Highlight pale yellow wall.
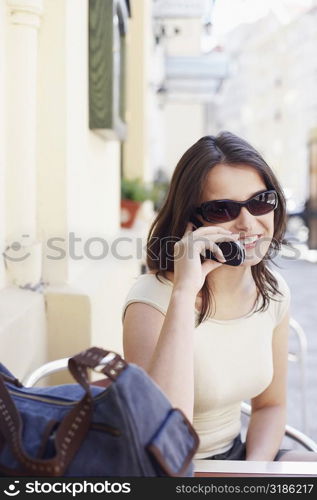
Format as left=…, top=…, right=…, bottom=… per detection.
left=1, top=0, right=48, bottom=379
left=123, top=0, right=152, bottom=181
left=37, top=0, right=68, bottom=285
left=6, top=2, right=41, bottom=251
left=65, top=0, right=120, bottom=241
left=0, top=287, right=47, bottom=380
left=37, top=0, right=121, bottom=286
left=1, top=0, right=145, bottom=380
left=35, top=0, right=143, bottom=368
left=163, top=102, right=204, bottom=177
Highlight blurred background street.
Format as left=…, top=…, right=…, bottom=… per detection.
left=275, top=246, right=317, bottom=442
left=273, top=213, right=316, bottom=443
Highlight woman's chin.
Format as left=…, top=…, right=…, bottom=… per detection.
left=241, top=239, right=272, bottom=266
left=241, top=248, right=268, bottom=267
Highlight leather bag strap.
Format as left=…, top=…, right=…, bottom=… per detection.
left=0, top=347, right=127, bottom=476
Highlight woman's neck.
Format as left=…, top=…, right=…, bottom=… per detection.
left=206, top=265, right=253, bottom=297
left=163, top=264, right=254, bottom=297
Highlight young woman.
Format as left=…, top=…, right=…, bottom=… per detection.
left=122, top=131, right=316, bottom=461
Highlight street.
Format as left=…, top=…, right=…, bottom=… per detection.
left=274, top=250, right=317, bottom=445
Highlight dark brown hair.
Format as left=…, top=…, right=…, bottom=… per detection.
left=146, top=131, right=287, bottom=325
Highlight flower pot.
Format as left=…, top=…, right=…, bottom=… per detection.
left=120, top=199, right=142, bottom=228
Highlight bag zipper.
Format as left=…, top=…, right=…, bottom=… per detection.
left=90, top=423, right=121, bottom=436
left=7, top=390, right=121, bottom=437
left=8, top=388, right=106, bottom=406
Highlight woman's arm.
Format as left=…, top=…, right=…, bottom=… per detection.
left=245, top=308, right=290, bottom=461
left=123, top=224, right=237, bottom=421
left=123, top=286, right=196, bottom=421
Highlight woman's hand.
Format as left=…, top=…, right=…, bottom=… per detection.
left=173, top=223, right=239, bottom=295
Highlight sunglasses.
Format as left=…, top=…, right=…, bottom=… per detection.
left=196, top=190, right=278, bottom=223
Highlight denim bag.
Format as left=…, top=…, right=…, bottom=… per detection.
left=0, top=347, right=199, bottom=476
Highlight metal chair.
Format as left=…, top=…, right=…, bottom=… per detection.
left=23, top=354, right=116, bottom=388
left=241, top=401, right=317, bottom=452
left=288, top=316, right=308, bottom=433
left=23, top=356, right=77, bottom=387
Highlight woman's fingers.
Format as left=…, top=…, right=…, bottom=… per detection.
left=193, top=232, right=239, bottom=257
left=194, top=226, right=233, bottom=235
left=177, top=225, right=239, bottom=261
left=181, top=222, right=237, bottom=242
left=174, top=223, right=238, bottom=294
left=205, top=241, right=226, bottom=262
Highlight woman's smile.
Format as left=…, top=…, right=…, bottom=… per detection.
left=239, top=234, right=263, bottom=249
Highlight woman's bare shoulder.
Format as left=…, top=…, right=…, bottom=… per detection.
left=146, top=269, right=174, bottom=283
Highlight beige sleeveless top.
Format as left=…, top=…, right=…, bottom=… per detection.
left=122, top=270, right=290, bottom=458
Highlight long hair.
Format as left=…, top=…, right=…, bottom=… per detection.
left=146, top=131, right=287, bottom=326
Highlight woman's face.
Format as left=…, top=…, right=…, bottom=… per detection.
left=200, top=163, right=275, bottom=266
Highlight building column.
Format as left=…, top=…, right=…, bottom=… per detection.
left=5, top=0, right=43, bottom=287
left=123, top=0, right=152, bottom=181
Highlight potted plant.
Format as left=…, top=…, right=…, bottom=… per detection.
left=120, top=177, right=152, bottom=228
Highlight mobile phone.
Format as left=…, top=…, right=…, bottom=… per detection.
left=189, top=216, right=245, bottom=267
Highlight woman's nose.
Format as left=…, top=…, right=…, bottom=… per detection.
left=233, top=207, right=255, bottom=233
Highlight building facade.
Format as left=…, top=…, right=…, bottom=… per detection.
left=0, top=0, right=154, bottom=380
left=213, top=5, right=317, bottom=211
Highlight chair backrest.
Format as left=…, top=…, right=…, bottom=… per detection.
left=23, top=357, right=71, bottom=387
left=288, top=317, right=308, bottom=434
